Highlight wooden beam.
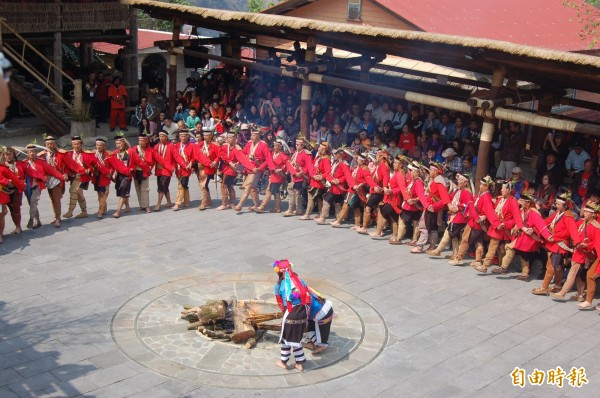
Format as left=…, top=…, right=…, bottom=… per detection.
left=168, top=21, right=181, bottom=116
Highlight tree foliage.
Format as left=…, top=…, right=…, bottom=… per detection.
left=563, top=0, right=600, bottom=48
left=137, top=0, right=193, bottom=32
left=248, top=0, right=285, bottom=12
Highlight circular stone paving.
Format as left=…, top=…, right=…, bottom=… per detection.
left=111, top=273, right=387, bottom=389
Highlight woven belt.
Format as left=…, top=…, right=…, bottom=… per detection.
left=318, top=315, right=333, bottom=325
left=285, top=319, right=306, bottom=325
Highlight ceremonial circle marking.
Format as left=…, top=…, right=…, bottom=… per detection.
left=111, top=273, right=387, bottom=389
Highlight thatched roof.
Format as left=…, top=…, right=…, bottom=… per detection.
left=125, top=0, right=600, bottom=93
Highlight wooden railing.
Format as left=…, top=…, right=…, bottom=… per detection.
left=0, top=18, right=81, bottom=112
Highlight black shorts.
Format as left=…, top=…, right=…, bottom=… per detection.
left=202, top=174, right=214, bottom=189
left=468, top=228, right=486, bottom=246
left=179, top=176, right=189, bottom=189
left=115, top=174, right=131, bottom=198
left=157, top=176, right=171, bottom=193
left=366, top=193, right=383, bottom=209
left=515, top=249, right=536, bottom=263
left=79, top=181, right=89, bottom=190
left=224, top=175, right=236, bottom=187
left=550, top=252, right=565, bottom=270
left=400, top=210, right=421, bottom=223
left=94, top=183, right=106, bottom=193
left=293, top=181, right=305, bottom=191
left=424, top=211, right=439, bottom=231
left=269, top=182, right=282, bottom=194
left=380, top=203, right=399, bottom=221
left=448, top=222, right=466, bottom=239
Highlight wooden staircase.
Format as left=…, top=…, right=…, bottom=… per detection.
left=0, top=18, right=82, bottom=137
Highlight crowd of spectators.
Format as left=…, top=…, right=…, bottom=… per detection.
left=109, top=64, right=600, bottom=211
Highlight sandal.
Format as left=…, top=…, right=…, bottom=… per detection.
left=410, top=247, right=424, bottom=254
left=531, top=288, right=549, bottom=296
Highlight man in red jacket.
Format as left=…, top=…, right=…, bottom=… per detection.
left=489, top=193, right=552, bottom=280
left=196, top=128, right=220, bottom=210
left=133, top=133, right=155, bottom=213
left=300, top=142, right=331, bottom=221
left=315, top=147, right=352, bottom=224
left=38, top=135, right=81, bottom=227
left=411, top=162, right=450, bottom=253
left=428, top=173, right=472, bottom=257
left=153, top=131, right=175, bottom=211
left=532, top=192, right=580, bottom=295
left=233, top=129, right=269, bottom=213
left=283, top=135, right=312, bottom=217
left=0, top=146, right=26, bottom=242
left=90, top=137, right=113, bottom=218
left=63, top=135, right=94, bottom=219
left=172, top=130, right=196, bottom=211
left=24, top=143, right=67, bottom=229
left=217, top=131, right=256, bottom=210
left=474, top=180, right=522, bottom=271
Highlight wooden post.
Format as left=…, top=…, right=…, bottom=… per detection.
left=127, top=8, right=139, bottom=107
left=529, top=95, right=554, bottom=156
left=72, top=79, right=82, bottom=113
left=359, top=55, right=371, bottom=111
left=168, top=21, right=181, bottom=116
left=53, top=31, right=63, bottom=101
left=300, top=36, right=316, bottom=137
left=475, top=69, right=505, bottom=189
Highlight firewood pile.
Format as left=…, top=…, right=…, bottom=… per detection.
left=181, top=298, right=282, bottom=349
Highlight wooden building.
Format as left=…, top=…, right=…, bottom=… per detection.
left=0, top=0, right=132, bottom=136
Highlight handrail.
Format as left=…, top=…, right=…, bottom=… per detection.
left=0, top=19, right=75, bottom=84
left=0, top=18, right=82, bottom=112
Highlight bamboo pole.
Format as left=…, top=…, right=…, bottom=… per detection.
left=300, top=36, right=316, bottom=137
left=168, top=21, right=181, bottom=116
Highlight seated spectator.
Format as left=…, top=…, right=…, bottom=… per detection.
left=359, top=110, right=376, bottom=138
left=422, top=129, right=444, bottom=159
left=406, top=105, right=423, bottom=133
left=510, top=166, right=528, bottom=199
left=268, top=115, right=284, bottom=135
left=283, top=115, right=299, bottom=142
left=381, top=120, right=396, bottom=143
left=387, top=139, right=402, bottom=159
left=422, top=110, right=441, bottom=135
left=398, top=125, right=416, bottom=153
left=210, top=100, right=225, bottom=121
left=185, top=108, right=201, bottom=130
left=392, top=101, right=408, bottom=133
left=342, top=103, right=362, bottom=142
left=446, top=116, right=467, bottom=142
left=573, top=159, right=599, bottom=207
left=139, top=117, right=157, bottom=137
left=188, top=90, right=201, bottom=113
left=439, top=113, right=453, bottom=142
left=358, top=129, right=372, bottom=150
left=377, top=101, right=395, bottom=128
left=372, top=134, right=387, bottom=151
left=162, top=116, right=178, bottom=141
left=566, top=141, right=591, bottom=176
left=535, top=151, right=564, bottom=189
left=322, top=105, right=340, bottom=129
left=316, top=121, right=333, bottom=148
left=246, top=105, right=262, bottom=125
left=350, top=136, right=364, bottom=154
left=442, top=147, right=462, bottom=175
left=534, top=173, right=557, bottom=217
left=331, top=123, right=347, bottom=149
left=462, top=154, right=474, bottom=174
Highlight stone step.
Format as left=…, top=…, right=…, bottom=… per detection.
left=22, top=81, right=33, bottom=89
left=31, top=88, right=43, bottom=96
left=39, top=95, right=51, bottom=103
left=13, top=74, right=26, bottom=83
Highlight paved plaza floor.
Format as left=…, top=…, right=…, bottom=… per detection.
left=0, top=173, right=599, bottom=397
